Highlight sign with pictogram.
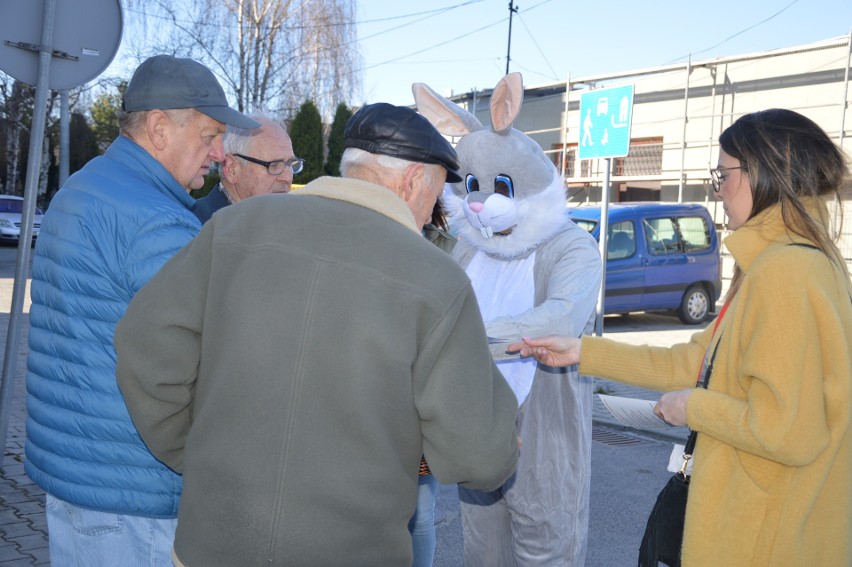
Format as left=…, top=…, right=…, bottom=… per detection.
left=578, top=84, right=634, bottom=160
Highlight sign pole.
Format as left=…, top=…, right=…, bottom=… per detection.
left=59, top=90, right=70, bottom=186
left=0, top=0, right=56, bottom=465
left=577, top=84, right=634, bottom=337
left=594, top=158, right=611, bottom=336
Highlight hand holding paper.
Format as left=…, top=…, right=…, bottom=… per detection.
left=598, top=394, right=672, bottom=430
left=488, top=337, right=521, bottom=361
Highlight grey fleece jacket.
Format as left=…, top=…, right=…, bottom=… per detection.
left=115, top=176, right=519, bottom=567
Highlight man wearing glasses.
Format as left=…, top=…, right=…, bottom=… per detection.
left=193, top=114, right=303, bottom=224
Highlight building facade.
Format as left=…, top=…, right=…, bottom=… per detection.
left=448, top=34, right=852, bottom=260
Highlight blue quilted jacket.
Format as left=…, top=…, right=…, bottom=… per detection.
left=25, top=135, right=201, bottom=517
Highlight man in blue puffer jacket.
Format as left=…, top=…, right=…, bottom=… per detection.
left=24, top=55, right=259, bottom=566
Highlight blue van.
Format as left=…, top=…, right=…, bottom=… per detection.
left=567, top=202, right=722, bottom=324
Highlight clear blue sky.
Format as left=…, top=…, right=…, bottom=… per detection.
left=356, top=0, right=852, bottom=107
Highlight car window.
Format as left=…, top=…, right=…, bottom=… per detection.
left=0, top=199, right=23, bottom=214
left=676, top=216, right=712, bottom=252
left=572, top=218, right=597, bottom=233
left=643, top=217, right=683, bottom=255
left=607, top=220, right=635, bottom=260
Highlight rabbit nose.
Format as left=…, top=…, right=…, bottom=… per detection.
left=468, top=202, right=485, bottom=213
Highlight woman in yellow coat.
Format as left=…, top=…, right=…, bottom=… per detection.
left=512, top=108, right=852, bottom=566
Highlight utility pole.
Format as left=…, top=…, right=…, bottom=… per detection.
left=506, top=0, right=518, bottom=75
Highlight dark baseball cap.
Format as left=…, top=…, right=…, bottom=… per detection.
left=344, top=103, right=462, bottom=183
left=122, top=55, right=260, bottom=130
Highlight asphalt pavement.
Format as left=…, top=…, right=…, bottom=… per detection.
left=0, top=243, right=718, bottom=566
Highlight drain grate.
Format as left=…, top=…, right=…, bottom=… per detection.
left=592, top=427, right=649, bottom=447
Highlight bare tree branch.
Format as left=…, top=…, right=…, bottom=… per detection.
left=128, top=0, right=361, bottom=121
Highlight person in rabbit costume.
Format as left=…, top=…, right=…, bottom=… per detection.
left=413, top=73, right=602, bottom=566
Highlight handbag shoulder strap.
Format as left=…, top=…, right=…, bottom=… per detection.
left=684, top=330, right=724, bottom=455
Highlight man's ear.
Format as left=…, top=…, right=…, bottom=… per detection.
left=401, top=162, right=424, bottom=202
left=145, top=110, right=170, bottom=151
left=221, top=154, right=240, bottom=184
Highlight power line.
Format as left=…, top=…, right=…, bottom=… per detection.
left=123, top=0, right=560, bottom=87
left=369, top=56, right=500, bottom=66
left=120, top=1, right=490, bottom=70
left=667, top=0, right=801, bottom=63
left=354, top=0, right=485, bottom=25
left=357, top=1, right=484, bottom=43
left=360, top=17, right=506, bottom=71
left=511, top=60, right=560, bottom=82
left=361, top=0, right=554, bottom=73
left=515, top=5, right=559, bottom=80
left=122, top=1, right=486, bottom=32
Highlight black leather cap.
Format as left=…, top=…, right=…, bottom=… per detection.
left=344, top=103, right=462, bottom=183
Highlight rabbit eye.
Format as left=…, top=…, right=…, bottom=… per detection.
left=495, top=174, right=514, bottom=199
left=465, top=174, right=479, bottom=194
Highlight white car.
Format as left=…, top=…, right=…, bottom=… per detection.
left=0, top=195, right=43, bottom=244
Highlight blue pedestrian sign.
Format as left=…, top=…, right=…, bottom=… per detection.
left=578, top=84, right=634, bottom=160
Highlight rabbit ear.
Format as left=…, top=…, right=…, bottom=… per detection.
left=412, top=82, right=482, bottom=137
left=490, top=72, right=524, bottom=134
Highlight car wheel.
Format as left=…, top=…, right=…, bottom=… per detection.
left=677, top=285, right=710, bottom=325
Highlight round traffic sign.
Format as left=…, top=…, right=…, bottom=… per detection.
left=0, top=0, right=122, bottom=90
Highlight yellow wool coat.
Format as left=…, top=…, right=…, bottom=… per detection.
left=581, top=201, right=852, bottom=566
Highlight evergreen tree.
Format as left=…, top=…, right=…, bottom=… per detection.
left=289, top=100, right=324, bottom=184
left=190, top=170, right=220, bottom=200
left=44, top=112, right=99, bottom=203
left=69, top=113, right=99, bottom=174
left=90, top=81, right=126, bottom=153
left=324, top=103, right=352, bottom=177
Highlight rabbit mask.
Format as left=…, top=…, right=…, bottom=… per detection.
left=413, top=73, right=568, bottom=258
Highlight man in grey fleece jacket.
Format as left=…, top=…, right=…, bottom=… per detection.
left=115, top=103, right=519, bottom=567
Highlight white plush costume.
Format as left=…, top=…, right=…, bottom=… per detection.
left=414, top=74, right=602, bottom=566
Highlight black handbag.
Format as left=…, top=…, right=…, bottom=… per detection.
left=637, top=316, right=726, bottom=567
left=637, top=431, right=695, bottom=567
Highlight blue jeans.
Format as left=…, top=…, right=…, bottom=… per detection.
left=46, top=494, right=177, bottom=566
left=408, top=474, right=439, bottom=567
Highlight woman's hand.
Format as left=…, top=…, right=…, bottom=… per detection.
left=654, top=389, right=693, bottom=427
left=506, top=336, right=582, bottom=368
